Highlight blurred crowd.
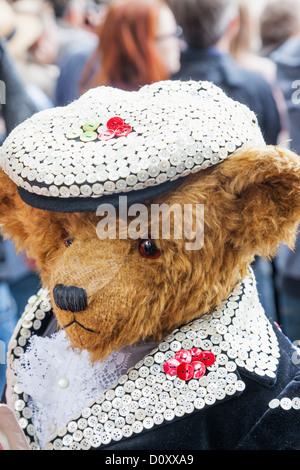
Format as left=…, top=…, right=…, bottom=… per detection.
left=1, top=0, right=300, bottom=394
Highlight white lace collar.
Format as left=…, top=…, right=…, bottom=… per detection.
left=7, top=267, right=280, bottom=450
left=14, top=330, right=152, bottom=449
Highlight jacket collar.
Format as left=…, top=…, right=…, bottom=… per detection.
left=181, top=47, right=251, bottom=88
left=7, top=268, right=280, bottom=450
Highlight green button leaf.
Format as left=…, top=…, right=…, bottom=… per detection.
left=65, top=129, right=82, bottom=139
left=80, top=131, right=98, bottom=142
left=82, top=121, right=100, bottom=132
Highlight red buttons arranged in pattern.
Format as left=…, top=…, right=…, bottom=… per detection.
left=66, top=117, right=133, bottom=143
left=163, top=358, right=180, bottom=376
left=200, top=350, right=216, bottom=367
left=177, top=363, right=194, bottom=381
left=175, top=349, right=192, bottom=363
left=164, top=348, right=215, bottom=381
left=97, top=129, right=116, bottom=141
left=107, top=117, right=124, bottom=129
left=115, top=125, right=132, bottom=137
left=98, top=117, right=132, bottom=141
left=190, top=347, right=204, bottom=362
left=192, top=361, right=206, bottom=379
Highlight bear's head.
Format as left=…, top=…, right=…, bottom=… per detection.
left=0, top=81, right=299, bottom=362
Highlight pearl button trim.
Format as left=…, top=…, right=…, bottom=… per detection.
left=269, top=397, right=300, bottom=410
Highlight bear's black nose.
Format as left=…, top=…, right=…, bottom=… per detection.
left=53, top=284, right=88, bottom=312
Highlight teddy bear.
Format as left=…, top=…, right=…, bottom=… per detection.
left=0, top=80, right=300, bottom=451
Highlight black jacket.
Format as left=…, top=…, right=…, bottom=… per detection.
left=172, top=48, right=281, bottom=146
left=101, top=326, right=300, bottom=451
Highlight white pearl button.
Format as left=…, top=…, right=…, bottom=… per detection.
left=292, top=397, right=300, bottom=409
left=269, top=398, right=280, bottom=409
left=280, top=397, right=292, bottom=410
left=58, top=377, right=69, bottom=389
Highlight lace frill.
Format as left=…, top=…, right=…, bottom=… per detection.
left=15, top=330, right=134, bottom=448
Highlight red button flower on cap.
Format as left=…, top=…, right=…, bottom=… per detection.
left=175, top=349, right=192, bottom=363
left=163, top=358, right=180, bottom=376
left=177, top=362, right=194, bottom=381
left=115, top=125, right=132, bottom=137
left=66, top=116, right=133, bottom=143
left=200, top=351, right=215, bottom=367
left=98, top=129, right=116, bottom=141
left=107, top=117, right=124, bottom=129
left=192, top=361, right=206, bottom=379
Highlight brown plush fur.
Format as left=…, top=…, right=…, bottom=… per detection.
left=0, top=145, right=300, bottom=361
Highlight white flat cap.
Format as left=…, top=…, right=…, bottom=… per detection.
left=0, top=80, right=265, bottom=212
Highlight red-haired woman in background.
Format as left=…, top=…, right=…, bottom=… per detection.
left=79, top=0, right=181, bottom=93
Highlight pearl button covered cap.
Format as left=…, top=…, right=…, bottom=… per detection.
left=0, top=80, right=265, bottom=212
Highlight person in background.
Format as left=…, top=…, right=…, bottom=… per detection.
left=260, top=0, right=300, bottom=57
left=0, top=0, right=55, bottom=109
left=51, top=0, right=101, bottom=65
left=270, top=20, right=300, bottom=343
left=230, top=0, right=275, bottom=83
left=54, top=0, right=101, bottom=106
left=229, top=0, right=288, bottom=142
left=167, top=0, right=281, bottom=323
left=168, top=0, right=280, bottom=147
left=79, top=0, right=181, bottom=94
left=0, top=40, right=38, bottom=139
left=9, top=0, right=59, bottom=106
left=0, top=40, right=39, bottom=396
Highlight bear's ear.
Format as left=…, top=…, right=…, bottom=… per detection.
left=0, top=168, right=67, bottom=268
left=0, top=168, right=31, bottom=253
left=218, top=146, right=300, bottom=258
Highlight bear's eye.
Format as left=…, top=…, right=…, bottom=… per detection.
left=139, top=240, right=161, bottom=259
left=64, top=237, right=74, bottom=248
left=62, top=230, right=74, bottom=248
